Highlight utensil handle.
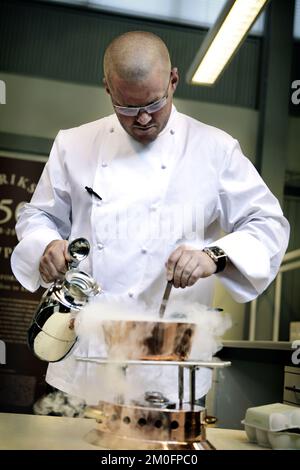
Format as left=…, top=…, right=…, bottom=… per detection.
left=158, top=281, right=173, bottom=318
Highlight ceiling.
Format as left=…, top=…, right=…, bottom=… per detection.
left=39, top=0, right=266, bottom=35
left=39, top=0, right=300, bottom=38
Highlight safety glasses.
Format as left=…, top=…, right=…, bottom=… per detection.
left=112, top=78, right=171, bottom=117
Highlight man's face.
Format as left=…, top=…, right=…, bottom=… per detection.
left=105, top=67, right=179, bottom=144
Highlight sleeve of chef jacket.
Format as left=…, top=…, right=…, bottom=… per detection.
left=11, top=131, right=72, bottom=292
left=212, top=139, right=290, bottom=303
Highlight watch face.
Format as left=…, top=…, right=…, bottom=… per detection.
left=210, top=246, right=225, bottom=258
left=203, top=246, right=227, bottom=273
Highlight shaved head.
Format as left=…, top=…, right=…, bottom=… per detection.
left=103, top=31, right=179, bottom=144
left=103, top=31, right=171, bottom=87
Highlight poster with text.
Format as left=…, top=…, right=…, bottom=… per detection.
left=0, top=154, right=48, bottom=413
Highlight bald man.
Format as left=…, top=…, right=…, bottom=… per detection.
left=103, top=31, right=174, bottom=144
left=11, top=31, right=289, bottom=405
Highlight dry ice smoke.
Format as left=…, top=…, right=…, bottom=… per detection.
left=166, top=300, right=232, bottom=360
left=75, top=297, right=231, bottom=360
left=74, top=297, right=231, bottom=405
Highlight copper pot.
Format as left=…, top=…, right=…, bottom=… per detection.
left=102, top=319, right=195, bottom=361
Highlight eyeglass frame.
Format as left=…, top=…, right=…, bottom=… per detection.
left=110, top=76, right=172, bottom=117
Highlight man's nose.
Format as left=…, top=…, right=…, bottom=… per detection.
left=136, top=110, right=152, bottom=126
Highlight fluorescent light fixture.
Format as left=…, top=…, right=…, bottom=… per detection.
left=186, top=0, right=269, bottom=86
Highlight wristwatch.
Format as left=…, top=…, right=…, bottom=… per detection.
left=202, top=246, right=228, bottom=273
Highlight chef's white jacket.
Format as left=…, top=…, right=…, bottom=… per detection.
left=11, top=106, right=289, bottom=404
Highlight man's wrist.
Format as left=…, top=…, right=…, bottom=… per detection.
left=202, top=246, right=228, bottom=273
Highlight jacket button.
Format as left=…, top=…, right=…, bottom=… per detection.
left=128, top=292, right=134, bottom=298
left=141, top=248, right=147, bottom=254
left=161, top=164, right=167, bottom=169
left=97, top=243, right=104, bottom=250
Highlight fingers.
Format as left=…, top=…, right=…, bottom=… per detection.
left=165, top=246, right=217, bottom=289
left=172, top=252, right=195, bottom=288
left=39, top=239, right=69, bottom=283
left=166, top=245, right=187, bottom=281
left=187, top=266, right=204, bottom=287
left=63, top=241, right=72, bottom=263
left=39, top=259, right=65, bottom=283
left=177, top=257, right=199, bottom=288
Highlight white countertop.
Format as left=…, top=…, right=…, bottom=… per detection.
left=0, top=413, right=265, bottom=450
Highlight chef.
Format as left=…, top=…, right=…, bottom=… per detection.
left=11, top=31, right=289, bottom=404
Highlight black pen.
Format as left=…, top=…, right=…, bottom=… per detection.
left=85, top=186, right=102, bottom=200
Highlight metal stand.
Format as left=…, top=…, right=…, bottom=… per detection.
left=82, top=357, right=230, bottom=450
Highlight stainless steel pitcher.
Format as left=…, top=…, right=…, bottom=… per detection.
left=27, top=238, right=101, bottom=362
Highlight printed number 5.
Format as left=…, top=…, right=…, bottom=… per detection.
left=0, top=199, right=13, bottom=224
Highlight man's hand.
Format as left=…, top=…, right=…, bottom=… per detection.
left=165, top=245, right=217, bottom=288
left=39, top=239, right=70, bottom=283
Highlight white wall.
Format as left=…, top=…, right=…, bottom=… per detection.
left=0, top=73, right=258, bottom=158
left=4, top=72, right=299, bottom=175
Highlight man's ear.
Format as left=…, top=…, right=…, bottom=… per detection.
left=170, top=67, right=179, bottom=92
left=103, top=77, right=110, bottom=95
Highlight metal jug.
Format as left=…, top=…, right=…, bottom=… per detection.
left=27, top=238, right=101, bottom=362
